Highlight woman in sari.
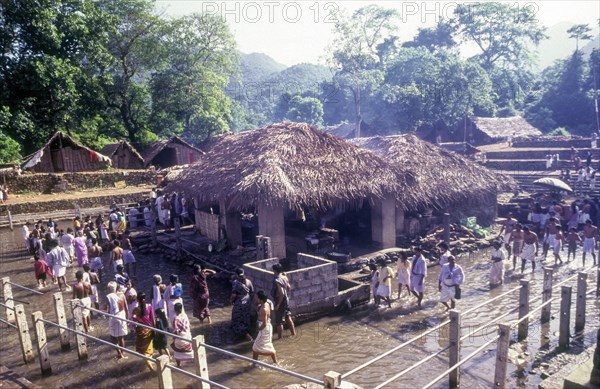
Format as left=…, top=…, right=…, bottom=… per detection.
left=171, top=302, right=193, bottom=367
left=189, top=264, right=216, bottom=324
left=164, top=274, right=184, bottom=329
left=230, top=268, right=254, bottom=341
left=132, top=292, right=155, bottom=371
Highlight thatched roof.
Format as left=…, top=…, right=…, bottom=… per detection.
left=351, top=134, right=516, bottom=209
left=22, top=131, right=111, bottom=170
left=141, top=136, right=204, bottom=167
left=438, top=142, right=481, bottom=155
left=101, top=141, right=143, bottom=160
left=169, top=122, right=420, bottom=211
left=471, top=116, right=542, bottom=139
left=323, top=122, right=356, bottom=139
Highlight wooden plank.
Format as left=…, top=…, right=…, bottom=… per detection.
left=494, top=323, right=511, bottom=388
left=2, top=277, right=15, bottom=323
left=518, top=280, right=530, bottom=340
left=448, top=310, right=461, bottom=388
left=541, top=268, right=553, bottom=323
left=70, top=300, right=87, bottom=360
left=53, top=293, right=70, bottom=351
left=31, top=311, right=51, bottom=376
left=14, top=304, right=34, bottom=364
left=193, top=335, right=210, bottom=389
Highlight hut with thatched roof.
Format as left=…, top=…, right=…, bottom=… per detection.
left=100, top=141, right=144, bottom=169
left=142, top=136, right=204, bottom=169
left=22, top=131, right=111, bottom=173
left=351, top=134, right=515, bottom=228
left=169, top=122, right=420, bottom=257
left=463, top=116, right=542, bottom=145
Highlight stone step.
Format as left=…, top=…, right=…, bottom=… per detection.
left=485, top=148, right=600, bottom=160
left=512, top=139, right=594, bottom=148
left=485, top=159, right=574, bottom=170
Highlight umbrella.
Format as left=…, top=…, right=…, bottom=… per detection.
left=533, top=177, right=573, bottom=192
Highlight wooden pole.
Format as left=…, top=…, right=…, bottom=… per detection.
left=70, top=300, right=88, bottom=360
left=443, top=213, right=450, bottom=244
left=2, top=277, right=15, bottom=323
left=494, top=323, right=511, bottom=388
left=156, top=354, right=173, bottom=389
left=324, top=371, right=342, bottom=389
left=559, top=286, right=572, bottom=349
left=596, top=269, right=600, bottom=298
left=193, top=335, right=210, bottom=389
left=448, top=309, right=461, bottom=388
left=53, top=292, right=70, bottom=350
left=7, top=209, right=13, bottom=231
left=151, top=201, right=158, bottom=247
left=541, top=268, right=554, bottom=323
left=518, top=280, right=530, bottom=340
left=575, top=272, right=588, bottom=332
left=32, top=311, right=52, bottom=375
left=14, top=304, right=34, bottom=364
left=174, top=217, right=182, bottom=260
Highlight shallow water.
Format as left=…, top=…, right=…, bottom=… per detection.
left=0, top=227, right=598, bottom=389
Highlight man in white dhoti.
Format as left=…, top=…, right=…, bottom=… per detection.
left=438, top=255, right=464, bottom=311
left=582, top=220, right=598, bottom=266
left=376, top=259, right=395, bottom=308
left=253, top=291, right=278, bottom=364
left=520, top=226, right=539, bottom=273
left=106, top=281, right=129, bottom=359
left=489, top=241, right=507, bottom=286
left=410, top=247, right=427, bottom=308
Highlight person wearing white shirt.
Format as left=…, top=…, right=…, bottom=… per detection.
left=22, top=222, right=31, bottom=252
left=438, top=255, right=464, bottom=311
left=437, top=242, right=451, bottom=266
left=489, top=241, right=507, bottom=286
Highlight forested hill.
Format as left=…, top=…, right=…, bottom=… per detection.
left=237, top=52, right=288, bottom=85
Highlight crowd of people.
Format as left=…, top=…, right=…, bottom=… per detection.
left=23, top=212, right=299, bottom=367
left=369, top=243, right=465, bottom=312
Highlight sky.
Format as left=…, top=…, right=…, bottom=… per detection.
left=157, top=1, right=600, bottom=66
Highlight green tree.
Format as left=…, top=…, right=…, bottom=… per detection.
left=285, top=96, right=324, bottom=127
left=0, top=108, right=21, bottom=163
left=328, top=5, right=399, bottom=137
left=567, top=24, right=593, bottom=52
left=149, top=13, right=237, bottom=144
left=453, top=3, right=546, bottom=71
left=403, top=19, right=457, bottom=53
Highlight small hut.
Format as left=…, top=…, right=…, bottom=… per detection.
left=100, top=141, right=144, bottom=169
left=463, top=116, right=542, bottom=145
left=169, top=122, right=419, bottom=257
left=22, top=131, right=111, bottom=173
left=351, top=134, right=515, bottom=226
left=142, top=136, right=204, bottom=169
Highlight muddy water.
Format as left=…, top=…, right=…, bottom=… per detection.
left=0, top=226, right=598, bottom=389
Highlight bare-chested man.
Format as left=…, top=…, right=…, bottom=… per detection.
left=110, top=240, right=124, bottom=273
left=582, top=220, right=598, bottom=266
left=73, top=270, right=93, bottom=332
left=542, top=216, right=559, bottom=260
left=121, top=232, right=136, bottom=278
left=508, top=223, right=524, bottom=270
left=252, top=291, right=278, bottom=364
left=88, top=238, right=104, bottom=281
left=499, top=213, right=517, bottom=256
left=520, top=226, right=539, bottom=273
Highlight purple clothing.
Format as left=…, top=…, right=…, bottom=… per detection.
left=190, top=272, right=210, bottom=320
left=72, top=237, right=88, bottom=267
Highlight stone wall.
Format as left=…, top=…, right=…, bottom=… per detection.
left=513, top=138, right=592, bottom=148
left=243, top=254, right=338, bottom=309
left=6, top=170, right=155, bottom=194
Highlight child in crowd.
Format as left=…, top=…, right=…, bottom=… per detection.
left=566, top=227, right=581, bottom=262
left=33, top=253, right=52, bottom=289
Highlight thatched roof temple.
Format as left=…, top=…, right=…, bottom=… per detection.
left=173, top=122, right=418, bottom=211
left=351, top=134, right=515, bottom=210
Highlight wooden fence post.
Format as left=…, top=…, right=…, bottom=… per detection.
left=324, top=371, right=342, bottom=389
left=70, top=300, right=88, bottom=360
left=449, top=309, right=461, bottom=388
left=575, top=272, right=588, bottom=332
left=174, top=217, right=182, bottom=259
left=7, top=209, right=13, bottom=230
left=443, top=213, right=450, bottom=244
left=14, top=304, right=34, bottom=364
left=32, top=311, right=52, bottom=375
left=494, top=323, right=511, bottom=389
left=193, top=335, right=209, bottom=389
left=53, top=292, right=70, bottom=350
left=541, top=268, right=554, bottom=323
left=2, top=277, right=15, bottom=323
left=518, top=280, right=530, bottom=340
left=151, top=201, right=158, bottom=247
left=596, top=268, right=600, bottom=298
left=156, top=355, right=173, bottom=389
left=559, top=286, right=572, bottom=349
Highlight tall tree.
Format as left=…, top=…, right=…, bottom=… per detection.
left=328, top=5, right=399, bottom=137
left=285, top=96, right=324, bottom=127
left=149, top=13, right=237, bottom=144
left=454, top=3, right=547, bottom=71
left=567, top=24, right=593, bottom=52
left=403, top=19, right=457, bottom=53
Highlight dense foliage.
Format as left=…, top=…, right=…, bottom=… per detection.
left=0, top=1, right=598, bottom=164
